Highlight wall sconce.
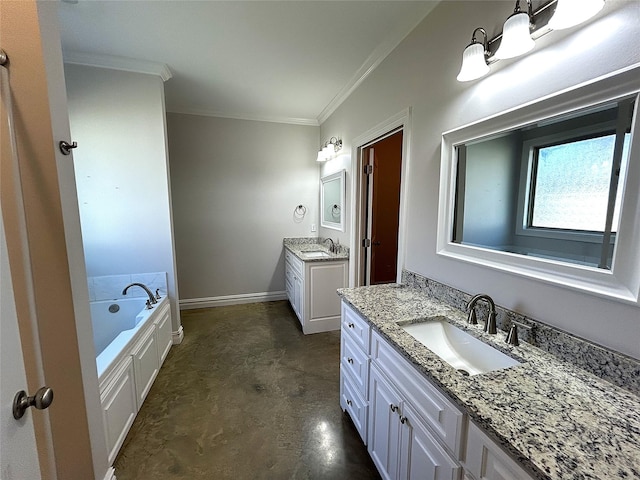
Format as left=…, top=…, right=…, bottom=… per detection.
left=317, top=137, right=343, bottom=162
left=494, top=1, right=535, bottom=60
left=456, top=28, right=490, bottom=82
left=457, top=0, right=606, bottom=82
left=548, top=0, right=605, bottom=30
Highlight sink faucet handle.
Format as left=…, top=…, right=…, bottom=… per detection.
left=506, top=324, right=519, bottom=346
left=155, top=288, right=161, bottom=300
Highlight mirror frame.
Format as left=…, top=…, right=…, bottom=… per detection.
left=320, top=169, right=345, bottom=232
left=437, top=66, right=640, bottom=305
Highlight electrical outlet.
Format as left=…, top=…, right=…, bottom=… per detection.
left=311, top=223, right=317, bottom=232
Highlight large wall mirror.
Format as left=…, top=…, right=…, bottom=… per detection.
left=438, top=67, right=640, bottom=304
left=321, top=170, right=345, bottom=231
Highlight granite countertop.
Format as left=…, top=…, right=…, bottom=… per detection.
left=337, top=284, right=640, bottom=480
left=284, top=239, right=349, bottom=262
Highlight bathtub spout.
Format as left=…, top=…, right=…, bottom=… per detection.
left=122, top=283, right=158, bottom=304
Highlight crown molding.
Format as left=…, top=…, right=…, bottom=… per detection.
left=63, top=51, right=172, bottom=82
left=316, top=1, right=439, bottom=125
left=167, top=106, right=319, bottom=127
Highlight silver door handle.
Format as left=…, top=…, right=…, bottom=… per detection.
left=13, top=387, right=54, bottom=419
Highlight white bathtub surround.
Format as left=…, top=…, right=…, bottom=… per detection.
left=88, top=272, right=168, bottom=302
left=93, top=295, right=172, bottom=464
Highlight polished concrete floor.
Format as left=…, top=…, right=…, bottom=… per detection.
left=114, top=301, right=380, bottom=479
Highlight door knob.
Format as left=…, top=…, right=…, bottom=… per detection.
left=13, top=387, right=54, bottom=419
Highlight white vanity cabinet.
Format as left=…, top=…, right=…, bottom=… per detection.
left=340, top=300, right=534, bottom=480
left=285, top=249, right=348, bottom=334
left=285, top=250, right=304, bottom=322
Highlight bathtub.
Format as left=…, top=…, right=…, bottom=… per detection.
left=92, top=296, right=166, bottom=380
left=91, top=294, right=173, bottom=463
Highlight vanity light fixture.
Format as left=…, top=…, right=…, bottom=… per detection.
left=494, top=0, right=535, bottom=60
left=548, top=0, right=605, bottom=30
left=457, top=28, right=490, bottom=82
left=456, top=0, right=607, bottom=82
left=316, top=137, right=343, bottom=162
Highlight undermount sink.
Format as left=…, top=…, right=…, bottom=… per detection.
left=302, top=251, right=331, bottom=258
left=401, top=317, right=521, bottom=376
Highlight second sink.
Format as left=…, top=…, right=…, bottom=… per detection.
left=401, top=317, right=521, bottom=375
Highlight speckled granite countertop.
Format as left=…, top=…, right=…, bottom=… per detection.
left=284, top=238, right=349, bottom=262
left=338, top=284, right=640, bottom=480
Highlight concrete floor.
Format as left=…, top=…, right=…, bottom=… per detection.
left=114, top=301, right=380, bottom=479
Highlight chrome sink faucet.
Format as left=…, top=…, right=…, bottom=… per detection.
left=466, top=293, right=497, bottom=334
left=122, top=282, right=158, bottom=304
left=323, top=237, right=336, bottom=253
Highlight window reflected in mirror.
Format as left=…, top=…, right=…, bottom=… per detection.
left=452, top=96, right=635, bottom=270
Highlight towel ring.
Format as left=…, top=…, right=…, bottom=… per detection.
left=331, top=204, right=341, bottom=218
left=294, top=204, right=307, bottom=217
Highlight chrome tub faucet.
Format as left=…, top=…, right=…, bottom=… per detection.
left=122, top=282, right=158, bottom=304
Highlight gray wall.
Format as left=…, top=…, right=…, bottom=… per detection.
left=319, top=0, right=640, bottom=359
left=65, top=64, right=181, bottom=331
left=462, top=134, right=520, bottom=248
left=167, top=114, right=319, bottom=302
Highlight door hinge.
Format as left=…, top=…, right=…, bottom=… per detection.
left=363, top=164, right=373, bottom=175
left=362, top=238, right=371, bottom=248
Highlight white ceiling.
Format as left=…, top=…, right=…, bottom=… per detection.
left=58, top=1, right=439, bottom=125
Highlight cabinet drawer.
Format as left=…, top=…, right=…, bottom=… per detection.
left=285, top=249, right=303, bottom=277
left=464, top=421, right=534, bottom=480
left=340, top=367, right=368, bottom=444
left=341, top=302, right=371, bottom=354
left=371, top=330, right=464, bottom=457
left=341, top=332, right=369, bottom=397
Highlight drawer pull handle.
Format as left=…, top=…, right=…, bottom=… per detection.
left=348, top=322, right=354, bottom=328
left=390, top=404, right=399, bottom=413
left=346, top=399, right=352, bottom=406
left=347, top=357, right=354, bottom=364
left=400, top=416, right=408, bottom=424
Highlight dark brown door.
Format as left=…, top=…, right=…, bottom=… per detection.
left=363, top=130, right=403, bottom=285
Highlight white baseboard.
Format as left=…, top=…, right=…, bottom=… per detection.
left=172, top=325, right=184, bottom=344
left=103, top=467, right=116, bottom=480
left=179, top=291, right=287, bottom=310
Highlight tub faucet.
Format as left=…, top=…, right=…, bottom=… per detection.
left=466, top=293, right=497, bottom=334
left=122, top=283, right=158, bottom=304
left=324, top=237, right=335, bottom=253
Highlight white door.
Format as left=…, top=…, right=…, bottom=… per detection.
left=0, top=203, right=42, bottom=479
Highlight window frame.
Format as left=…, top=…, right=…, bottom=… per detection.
left=515, top=120, right=622, bottom=245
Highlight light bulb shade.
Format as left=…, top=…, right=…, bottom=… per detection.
left=495, top=12, right=535, bottom=60
left=457, top=42, right=490, bottom=82
left=322, top=144, right=333, bottom=159
left=548, top=0, right=605, bottom=30
left=317, top=150, right=326, bottom=162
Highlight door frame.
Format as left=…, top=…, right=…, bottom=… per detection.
left=349, top=108, right=412, bottom=287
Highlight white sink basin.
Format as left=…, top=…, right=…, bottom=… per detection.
left=302, top=251, right=331, bottom=258
left=401, top=318, right=521, bottom=376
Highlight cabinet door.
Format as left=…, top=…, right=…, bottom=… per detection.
left=132, top=325, right=159, bottom=405
left=293, top=274, right=303, bottom=323
left=399, top=403, right=461, bottom=480
left=369, top=365, right=402, bottom=480
left=155, top=303, right=172, bottom=366
left=465, top=422, right=533, bottom=480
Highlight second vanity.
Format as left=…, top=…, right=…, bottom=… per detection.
left=284, top=238, right=348, bottom=334
left=338, top=284, right=640, bottom=480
